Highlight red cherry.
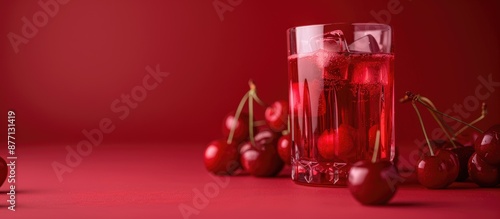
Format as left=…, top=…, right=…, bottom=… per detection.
left=265, top=100, right=289, bottom=132
left=419, top=140, right=472, bottom=182
left=435, top=149, right=459, bottom=185
left=451, top=146, right=475, bottom=181
left=0, top=157, right=7, bottom=187
left=455, top=130, right=481, bottom=147
left=317, top=124, right=355, bottom=161
left=240, top=130, right=284, bottom=177
left=470, top=131, right=482, bottom=145
left=417, top=156, right=449, bottom=189
left=277, top=134, right=292, bottom=165
left=348, top=160, right=398, bottom=205
left=468, top=153, right=500, bottom=187
left=253, top=127, right=280, bottom=145
left=204, top=139, right=240, bottom=175
left=221, top=112, right=249, bottom=144
left=474, top=124, right=500, bottom=166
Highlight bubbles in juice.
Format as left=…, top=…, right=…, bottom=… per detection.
left=289, top=51, right=394, bottom=186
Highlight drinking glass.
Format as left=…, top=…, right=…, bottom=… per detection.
left=287, top=23, right=395, bottom=186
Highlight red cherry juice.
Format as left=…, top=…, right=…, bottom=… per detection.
left=289, top=50, right=395, bottom=186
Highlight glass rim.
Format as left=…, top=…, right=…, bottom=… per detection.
left=287, top=22, right=391, bottom=33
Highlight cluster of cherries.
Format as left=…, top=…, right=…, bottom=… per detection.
left=347, top=91, right=500, bottom=206
left=402, top=92, right=500, bottom=189
left=204, top=81, right=291, bottom=177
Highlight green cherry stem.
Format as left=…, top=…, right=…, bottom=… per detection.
left=252, top=94, right=267, bottom=107
left=226, top=80, right=268, bottom=146
left=248, top=93, right=255, bottom=146
left=417, top=100, right=484, bottom=134
left=412, top=101, right=434, bottom=156
left=417, top=96, right=457, bottom=148
left=281, top=115, right=291, bottom=136
left=371, top=130, right=381, bottom=163
left=453, top=103, right=487, bottom=138
left=226, top=92, right=249, bottom=145
left=419, top=96, right=456, bottom=136
left=247, top=80, right=268, bottom=146
left=248, top=80, right=267, bottom=107
left=287, top=115, right=292, bottom=135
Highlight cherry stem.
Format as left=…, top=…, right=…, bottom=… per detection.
left=401, top=91, right=486, bottom=144
left=418, top=100, right=484, bottom=134
left=412, top=101, right=434, bottom=156
left=226, top=92, right=249, bottom=145
left=248, top=94, right=255, bottom=146
left=226, top=80, right=267, bottom=146
left=453, top=103, right=487, bottom=138
left=248, top=80, right=267, bottom=107
left=252, top=94, right=267, bottom=107
left=417, top=96, right=457, bottom=149
left=371, top=130, right=381, bottom=163
left=281, top=115, right=291, bottom=136
left=247, top=80, right=268, bottom=146
left=419, top=96, right=456, bottom=136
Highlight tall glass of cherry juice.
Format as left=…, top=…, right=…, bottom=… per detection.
left=287, top=23, right=395, bottom=186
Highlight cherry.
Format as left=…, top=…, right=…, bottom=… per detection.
left=317, top=124, right=355, bottom=161
left=349, top=160, right=398, bottom=205
left=204, top=139, right=240, bottom=175
left=417, top=155, right=449, bottom=189
left=277, top=133, right=292, bottom=165
left=405, top=96, right=452, bottom=189
left=240, top=130, right=284, bottom=177
left=221, top=112, right=249, bottom=144
left=424, top=141, right=472, bottom=182
left=265, top=100, right=289, bottom=132
left=474, top=124, right=500, bottom=166
left=451, top=146, right=475, bottom=181
left=349, top=130, right=398, bottom=205
left=0, top=157, right=7, bottom=187
left=401, top=92, right=495, bottom=185
left=468, top=153, right=500, bottom=187
left=455, top=130, right=481, bottom=147
left=435, top=149, right=459, bottom=185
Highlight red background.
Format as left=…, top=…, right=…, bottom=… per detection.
left=1, top=0, right=499, bottom=147
left=1, top=0, right=500, bottom=218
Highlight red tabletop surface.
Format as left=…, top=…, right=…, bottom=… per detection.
left=1, top=143, right=499, bottom=219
